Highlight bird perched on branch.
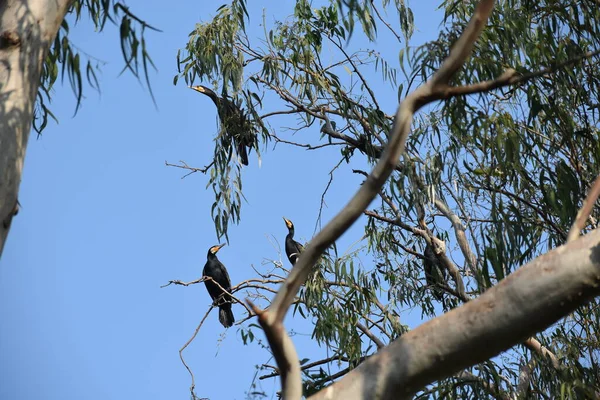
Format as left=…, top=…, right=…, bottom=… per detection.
left=190, top=85, right=255, bottom=166
left=423, top=243, right=447, bottom=301
left=283, top=217, right=304, bottom=266
left=203, top=243, right=234, bottom=328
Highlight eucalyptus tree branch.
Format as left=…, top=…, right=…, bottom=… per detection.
left=521, top=338, right=559, bottom=369
left=324, top=32, right=380, bottom=110
left=362, top=315, right=393, bottom=341
left=407, top=163, right=478, bottom=285
left=434, top=198, right=481, bottom=287
left=364, top=206, right=468, bottom=300
left=269, top=133, right=345, bottom=150
left=516, top=358, right=537, bottom=397
left=259, top=355, right=353, bottom=380
left=323, top=284, right=393, bottom=340
left=255, top=77, right=389, bottom=160
left=567, top=172, right=600, bottom=243
left=364, top=209, right=416, bottom=233
left=255, top=1, right=497, bottom=398
left=409, top=166, right=469, bottom=300
left=165, top=160, right=214, bottom=178
left=260, top=109, right=301, bottom=119
left=315, top=158, right=345, bottom=233
left=436, top=49, right=600, bottom=99
left=309, top=228, right=600, bottom=399
left=369, top=0, right=402, bottom=42
left=247, top=299, right=302, bottom=399
left=455, top=371, right=511, bottom=400
left=162, top=276, right=254, bottom=317
left=257, top=78, right=373, bottom=152
left=356, top=321, right=385, bottom=349
left=179, top=304, right=215, bottom=400
left=325, top=277, right=401, bottom=339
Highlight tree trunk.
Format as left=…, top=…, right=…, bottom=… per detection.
left=0, top=0, right=70, bottom=257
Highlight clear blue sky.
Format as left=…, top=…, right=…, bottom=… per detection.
left=0, top=2, right=441, bottom=399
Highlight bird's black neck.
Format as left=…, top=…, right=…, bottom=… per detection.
left=287, top=226, right=295, bottom=239
left=200, top=88, right=220, bottom=106
left=207, top=251, right=219, bottom=261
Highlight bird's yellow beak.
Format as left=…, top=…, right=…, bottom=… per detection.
left=283, top=217, right=293, bottom=229
left=210, top=243, right=226, bottom=254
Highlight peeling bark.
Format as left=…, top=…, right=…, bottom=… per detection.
left=0, top=0, right=71, bottom=256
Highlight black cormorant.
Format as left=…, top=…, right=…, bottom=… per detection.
left=283, top=217, right=304, bottom=266
left=190, top=85, right=254, bottom=165
left=423, top=243, right=446, bottom=301
left=203, top=243, right=235, bottom=327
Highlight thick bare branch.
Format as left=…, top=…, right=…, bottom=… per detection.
left=521, top=338, right=559, bottom=369
left=248, top=300, right=302, bottom=399
left=430, top=0, right=496, bottom=88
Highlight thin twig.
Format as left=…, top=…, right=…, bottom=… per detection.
left=259, top=355, right=351, bottom=380
left=179, top=305, right=214, bottom=400
left=270, top=132, right=345, bottom=150
left=165, top=160, right=214, bottom=178
left=162, top=276, right=254, bottom=319
left=315, top=158, right=345, bottom=234
left=369, top=0, right=402, bottom=42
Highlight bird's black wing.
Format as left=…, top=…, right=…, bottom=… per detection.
left=285, top=237, right=305, bottom=265
left=423, top=244, right=445, bottom=300
left=203, top=262, right=231, bottom=300
left=294, top=240, right=304, bottom=256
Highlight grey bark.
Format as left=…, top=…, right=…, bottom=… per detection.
left=0, top=0, right=71, bottom=257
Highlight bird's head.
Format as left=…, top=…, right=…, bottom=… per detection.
left=190, top=85, right=219, bottom=104
left=208, top=243, right=226, bottom=255
left=283, top=217, right=294, bottom=230
left=189, top=85, right=208, bottom=93
left=190, top=84, right=217, bottom=96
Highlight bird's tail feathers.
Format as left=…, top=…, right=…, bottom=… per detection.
left=219, top=303, right=235, bottom=328
left=238, top=143, right=249, bottom=166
